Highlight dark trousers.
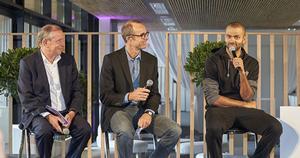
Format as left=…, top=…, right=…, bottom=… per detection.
left=30, top=114, right=91, bottom=158
left=205, top=107, right=282, bottom=158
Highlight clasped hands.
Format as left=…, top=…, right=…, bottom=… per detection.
left=46, top=111, right=76, bottom=134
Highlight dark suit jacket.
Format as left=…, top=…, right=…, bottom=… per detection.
left=17, top=51, right=83, bottom=129
left=100, top=47, right=161, bottom=131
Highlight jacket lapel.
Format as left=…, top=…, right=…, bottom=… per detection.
left=139, top=51, right=147, bottom=87
left=57, top=55, right=67, bottom=99
left=118, top=47, right=134, bottom=90
left=36, top=51, right=50, bottom=100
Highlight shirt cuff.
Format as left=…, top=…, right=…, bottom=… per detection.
left=145, top=109, right=155, bottom=115
left=40, top=112, right=50, bottom=118
left=124, top=93, right=130, bottom=103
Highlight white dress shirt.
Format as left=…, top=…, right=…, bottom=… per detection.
left=40, top=52, right=66, bottom=117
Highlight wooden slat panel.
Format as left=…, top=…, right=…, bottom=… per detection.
left=203, top=97, right=207, bottom=157
left=100, top=34, right=106, bottom=63
left=270, top=34, right=275, bottom=116
left=165, top=33, right=171, bottom=118
left=8, top=96, right=13, bottom=154
left=74, top=34, right=80, bottom=70
left=244, top=33, right=248, bottom=52
left=100, top=132, right=105, bottom=158
left=22, top=33, right=26, bottom=48
left=269, top=34, right=275, bottom=158
left=283, top=35, right=289, bottom=106
left=176, top=33, right=182, bottom=158
left=256, top=35, right=262, bottom=110
left=189, top=33, right=195, bottom=158
left=8, top=34, right=13, bottom=49
left=217, top=34, right=222, bottom=42
left=87, top=34, right=92, bottom=158
left=114, top=33, right=118, bottom=50
left=204, top=34, right=208, bottom=42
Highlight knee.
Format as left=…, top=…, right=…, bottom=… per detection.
left=168, top=124, right=182, bottom=139
left=35, top=127, right=54, bottom=139
left=269, top=120, right=282, bottom=138
left=80, top=122, right=92, bottom=136
left=206, top=126, right=223, bottom=140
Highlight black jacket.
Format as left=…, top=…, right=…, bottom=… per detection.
left=203, top=47, right=259, bottom=106
left=18, top=51, right=83, bottom=129
left=100, top=47, right=161, bottom=132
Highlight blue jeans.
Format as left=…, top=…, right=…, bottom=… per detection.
left=110, top=106, right=181, bottom=158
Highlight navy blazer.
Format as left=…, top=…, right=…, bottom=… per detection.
left=100, top=47, right=161, bottom=132
left=17, top=51, right=83, bottom=129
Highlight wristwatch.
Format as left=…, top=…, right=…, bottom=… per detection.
left=145, top=111, right=154, bottom=117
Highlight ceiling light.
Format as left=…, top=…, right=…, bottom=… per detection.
left=149, top=3, right=169, bottom=15
left=160, top=16, right=175, bottom=26
left=167, top=27, right=177, bottom=31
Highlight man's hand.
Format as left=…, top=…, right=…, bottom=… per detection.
left=128, top=88, right=150, bottom=102
left=64, top=111, right=76, bottom=128
left=138, top=113, right=152, bottom=129
left=244, top=101, right=256, bottom=109
left=232, top=57, right=245, bottom=72
left=46, top=114, right=63, bottom=133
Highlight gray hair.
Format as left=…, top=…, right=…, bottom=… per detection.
left=37, top=24, right=63, bottom=47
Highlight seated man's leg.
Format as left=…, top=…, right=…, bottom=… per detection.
left=110, top=109, right=136, bottom=158
left=30, top=116, right=55, bottom=158
left=236, top=108, right=282, bottom=158
left=205, top=107, right=236, bottom=158
left=147, top=115, right=182, bottom=158
left=67, top=114, right=91, bottom=158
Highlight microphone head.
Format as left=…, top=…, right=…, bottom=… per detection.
left=62, top=128, right=70, bottom=135
left=146, top=79, right=153, bottom=87
left=229, top=47, right=236, bottom=52
left=229, top=47, right=237, bottom=57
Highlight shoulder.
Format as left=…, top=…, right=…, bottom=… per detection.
left=141, top=50, right=157, bottom=61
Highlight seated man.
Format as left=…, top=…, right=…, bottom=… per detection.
left=203, top=22, right=282, bottom=158
left=100, top=20, right=181, bottom=158
left=18, top=24, right=91, bottom=158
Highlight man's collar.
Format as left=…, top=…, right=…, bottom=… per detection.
left=125, top=47, right=141, bottom=61
left=41, top=50, right=61, bottom=64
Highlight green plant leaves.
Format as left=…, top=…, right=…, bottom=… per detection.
left=184, top=41, right=225, bottom=87
left=0, top=47, right=38, bottom=99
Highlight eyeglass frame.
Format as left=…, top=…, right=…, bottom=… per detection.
left=129, top=31, right=150, bottom=39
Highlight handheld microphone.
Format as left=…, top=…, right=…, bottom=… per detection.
left=62, top=128, right=70, bottom=135
left=145, top=79, right=153, bottom=89
left=140, top=79, right=153, bottom=105
left=229, top=47, right=242, bottom=71
left=229, top=47, right=237, bottom=58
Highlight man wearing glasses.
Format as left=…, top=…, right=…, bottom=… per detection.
left=100, top=20, right=181, bottom=158
left=203, top=22, right=282, bottom=158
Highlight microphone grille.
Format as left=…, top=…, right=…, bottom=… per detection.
left=62, top=128, right=70, bottom=135
left=146, top=79, right=153, bottom=87
left=229, top=47, right=236, bottom=52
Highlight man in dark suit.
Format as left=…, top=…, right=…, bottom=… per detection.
left=100, top=20, right=181, bottom=158
left=18, top=24, right=91, bottom=158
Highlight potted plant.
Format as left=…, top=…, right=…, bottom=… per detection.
left=0, top=47, right=38, bottom=124
left=184, top=41, right=225, bottom=86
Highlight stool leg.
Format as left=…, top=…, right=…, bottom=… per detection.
left=25, top=130, right=31, bottom=158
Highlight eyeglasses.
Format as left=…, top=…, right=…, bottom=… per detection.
left=225, top=34, right=242, bottom=40
left=130, top=32, right=150, bottom=39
